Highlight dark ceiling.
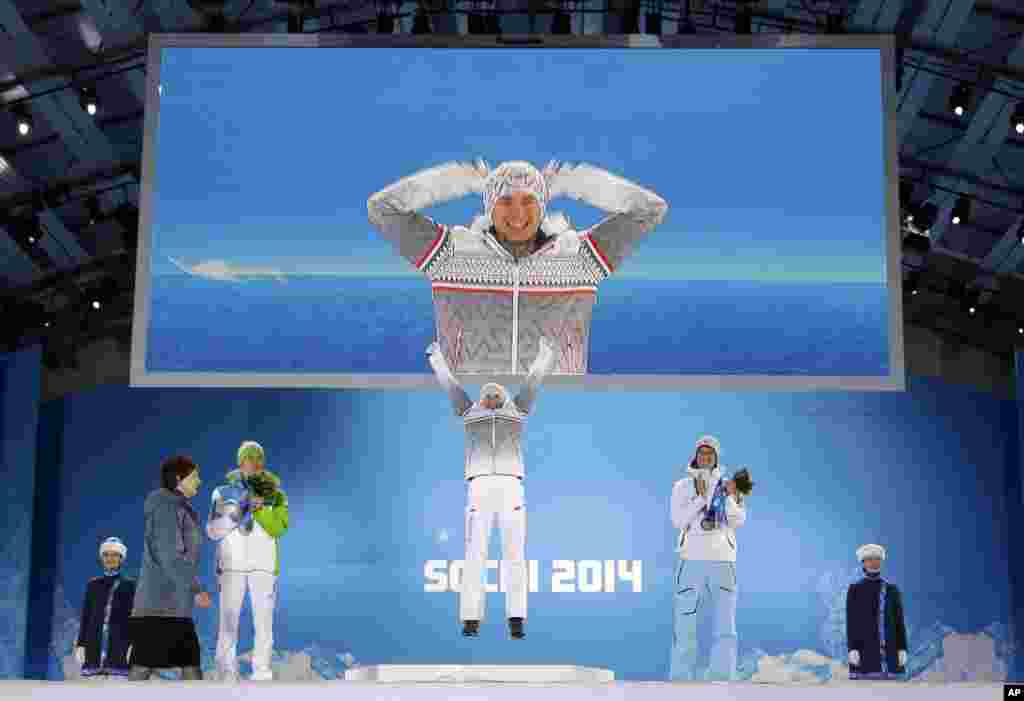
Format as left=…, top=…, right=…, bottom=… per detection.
left=1, top=0, right=1023, bottom=369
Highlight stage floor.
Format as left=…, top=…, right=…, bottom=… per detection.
left=0, top=680, right=1008, bottom=701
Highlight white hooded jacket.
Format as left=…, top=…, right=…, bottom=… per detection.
left=670, top=436, right=747, bottom=562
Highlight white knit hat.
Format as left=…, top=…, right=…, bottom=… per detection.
left=695, top=435, right=721, bottom=457
left=856, top=543, right=886, bottom=562
left=483, top=161, right=548, bottom=223
left=99, top=537, right=127, bottom=559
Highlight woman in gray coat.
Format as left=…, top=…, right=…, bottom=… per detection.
left=128, top=455, right=212, bottom=680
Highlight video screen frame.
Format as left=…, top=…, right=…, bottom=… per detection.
left=130, top=32, right=904, bottom=392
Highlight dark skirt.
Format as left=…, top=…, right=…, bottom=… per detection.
left=129, top=617, right=201, bottom=669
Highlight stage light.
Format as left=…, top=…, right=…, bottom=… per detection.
left=86, top=196, right=102, bottom=227
left=79, top=87, right=99, bottom=116
left=951, top=196, right=970, bottom=226
left=905, top=271, right=920, bottom=296
left=1013, top=105, right=1024, bottom=136
left=12, top=106, right=32, bottom=138
left=949, top=84, right=971, bottom=117
left=412, top=9, right=431, bottom=34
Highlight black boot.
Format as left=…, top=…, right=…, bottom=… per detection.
left=462, top=619, right=480, bottom=637
left=508, top=617, right=525, bottom=639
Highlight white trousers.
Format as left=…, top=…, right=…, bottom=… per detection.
left=460, top=475, right=526, bottom=622
left=216, top=572, right=277, bottom=675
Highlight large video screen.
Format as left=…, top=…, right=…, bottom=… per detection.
left=132, top=37, right=901, bottom=390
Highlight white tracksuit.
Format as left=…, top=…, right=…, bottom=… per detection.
left=428, top=343, right=556, bottom=622
left=206, top=479, right=280, bottom=679
left=670, top=463, right=747, bottom=681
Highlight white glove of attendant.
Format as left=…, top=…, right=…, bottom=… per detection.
left=848, top=650, right=860, bottom=666
left=74, top=646, right=85, bottom=665
left=898, top=650, right=907, bottom=667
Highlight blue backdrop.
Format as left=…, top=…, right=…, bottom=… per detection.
left=0, top=347, right=41, bottom=679
left=23, top=375, right=1021, bottom=681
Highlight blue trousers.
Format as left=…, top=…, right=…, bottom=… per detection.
left=670, top=559, right=738, bottom=681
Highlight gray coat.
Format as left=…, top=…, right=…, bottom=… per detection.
left=131, top=488, right=201, bottom=619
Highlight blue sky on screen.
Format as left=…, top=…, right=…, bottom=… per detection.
left=152, top=47, right=886, bottom=282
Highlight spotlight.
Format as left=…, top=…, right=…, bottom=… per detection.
left=960, top=287, right=981, bottom=316
left=12, top=105, right=33, bottom=138
left=949, top=83, right=971, bottom=117
left=1012, top=104, right=1024, bottom=136
left=412, top=9, right=431, bottom=34
left=951, top=196, right=970, bottom=226
left=552, top=10, right=571, bottom=35
left=905, top=271, right=921, bottom=296
left=86, top=196, right=102, bottom=227
left=79, top=87, right=99, bottom=116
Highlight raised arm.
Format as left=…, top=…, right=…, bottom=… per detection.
left=427, top=341, right=473, bottom=417
left=367, top=161, right=489, bottom=271
left=513, top=337, right=559, bottom=414
left=544, top=161, right=668, bottom=273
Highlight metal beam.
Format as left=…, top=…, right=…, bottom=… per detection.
left=924, top=37, right=1024, bottom=248
left=0, top=160, right=138, bottom=213
left=925, top=40, right=1024, bottom=275
left=896, top=0, right=976, bottom=142
left=77, top=0, right=148, bottom=102
left=0, top=0, right=137, bottom=265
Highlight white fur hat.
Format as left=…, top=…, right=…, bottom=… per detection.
left=856, top=544, right=886, bottom=562
left=100, top=537, right=127, bottom=559
left=695, top=435, right=721, bottom=457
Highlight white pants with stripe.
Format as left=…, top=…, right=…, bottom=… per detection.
left=460, top=475, right=526, bottom=622
left=215, top=572, right=277, bottom=677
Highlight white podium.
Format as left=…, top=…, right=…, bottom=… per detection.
left=344, top=665, right=614, bottom=683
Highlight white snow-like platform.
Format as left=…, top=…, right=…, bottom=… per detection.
left=0, top=679, right=1010, bottom=701
left=345, top=664, right=613, bottom=682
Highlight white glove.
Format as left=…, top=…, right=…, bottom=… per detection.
left=426, top=341, right=441, bottom=357
left=898, top=650, right=907, bottom=667
left=74, top=646, right=85, bottom=665
left=848, top=650, right=860, bottom=667
left=127, top=646, right=132, bottom=663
